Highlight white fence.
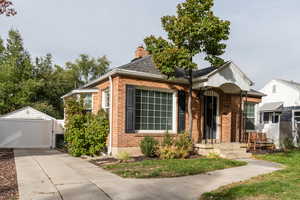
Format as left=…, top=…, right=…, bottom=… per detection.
left=0, top=119, right=55, bottom=148
left=260, top=123, right=280, bottom=148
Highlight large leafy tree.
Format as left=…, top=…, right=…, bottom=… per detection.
left=0, top=30, right=40, bottom=114
left=0, top=29, right=110, bottom=118
left=0, top=0, right=16, bottom=16
left=66, top=54, right=110, bottom=86
left=144, top=0, right=230, bottom=137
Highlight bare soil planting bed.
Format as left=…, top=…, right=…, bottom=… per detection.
left=0, top=149, right=18, bottom=200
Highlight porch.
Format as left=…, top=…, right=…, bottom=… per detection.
left=191, top=62, right=260, bottom=158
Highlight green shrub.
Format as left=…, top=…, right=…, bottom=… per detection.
left=158, top=133, right=193, bottom=159
left=116, top=151, right=130, bottom=162
left=158, top=145, right=178, bottom=159
left=140, top=136, right=159, bottom=157
left=282, top=137, right=295, bottom=150
left=161, top=132, right=174, bottom=147
left=175, top=133, right=193, bottom=152
left=64, top=99, right=109, bottom=157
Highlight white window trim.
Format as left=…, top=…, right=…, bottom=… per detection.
left=244, top=102, right=256, bottom=132
left=101, top=88, right=110, bottom=111
left=77, top=93, right=94, bottom=111
left=292, top=109, right=300, bottom=132
left=135, top=86, right=177, bottom=134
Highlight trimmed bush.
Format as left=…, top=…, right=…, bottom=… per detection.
left=161, top=132, right=174, bottom=147
left=116, top=151, right=130, bottom=162
left=140, top=136, right=158, bottom=157
left=64, top=98, right=109, bottom=157
left=158, top=133, right=193, bottom=159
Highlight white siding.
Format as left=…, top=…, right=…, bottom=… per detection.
left=260, top=80, right=300, bottom=107
left=0, top=119, right=53, bottom=148
left=1, top=107, right=55, bottom=120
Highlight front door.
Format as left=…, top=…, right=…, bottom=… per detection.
left=203, top=95, right=217, bottom=140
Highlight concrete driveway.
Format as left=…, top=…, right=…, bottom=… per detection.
left=14, top=149, right=281, bottom=200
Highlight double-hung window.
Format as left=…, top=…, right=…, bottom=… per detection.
left=83, top=94, right=93, bottom=112
left=244, top=102, right=256, bottom=131
left=102, top=88, right=110, bottom=113
left=135, top=88, right=175, bottom=132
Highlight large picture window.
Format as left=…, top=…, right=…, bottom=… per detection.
left=244, top=102, right=255, bottom=131
left=135, top=88, right=174, bottom=131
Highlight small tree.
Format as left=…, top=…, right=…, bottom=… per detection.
left=144, top=0, right=230, bottom=137
left=64, top=98, right=109, bottom=157
left=0, top=0, right=16, bottom=16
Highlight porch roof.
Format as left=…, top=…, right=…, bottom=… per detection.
left=61, top=88, right=99, bottom=98
left=260, top=102, right=284, bottom=112
left=192, top=61, right=253, bottom=93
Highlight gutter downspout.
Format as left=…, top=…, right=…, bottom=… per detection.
left=108, top=76, right=113, bottom=155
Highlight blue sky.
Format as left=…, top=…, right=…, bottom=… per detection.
left=1, top=0, right=300, bottom=89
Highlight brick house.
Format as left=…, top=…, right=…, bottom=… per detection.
left=62, top=47, right=264, bottom=156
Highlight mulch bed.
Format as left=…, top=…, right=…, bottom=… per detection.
left=90, top=154, right=203, bottom=167
left=0, top=149, right=18, bottom=200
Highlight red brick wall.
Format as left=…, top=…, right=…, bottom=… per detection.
left=89, top=75, right=262, bottom=149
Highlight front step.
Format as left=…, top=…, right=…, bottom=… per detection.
left=195, top=143, right=252, bottom=159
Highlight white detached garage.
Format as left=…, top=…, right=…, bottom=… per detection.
left=0, top=106, right=64, bottom=148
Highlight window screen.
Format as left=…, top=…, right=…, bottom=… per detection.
left=244, top=103, right=255, bottom=130
left=135, top=89, right=173, bottom=131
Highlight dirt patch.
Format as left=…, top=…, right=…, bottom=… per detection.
left=0, top=149, right=18, bottom=200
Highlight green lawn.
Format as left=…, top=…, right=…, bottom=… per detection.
left=102, top=158, right=246, bottom=178
left=201, top=150, right=300, bottom=200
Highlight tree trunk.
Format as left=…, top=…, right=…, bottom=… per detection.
left=188, top=72, right=193, bottom=138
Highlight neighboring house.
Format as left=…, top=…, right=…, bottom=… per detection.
left=259, top=79, right=300, bottom=147
left=0, top=106, right=64, bottom=148
left=62, top=47, right=264, bottom=156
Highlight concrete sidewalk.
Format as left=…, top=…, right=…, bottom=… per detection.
left=14, top=149, right=282, bottom=200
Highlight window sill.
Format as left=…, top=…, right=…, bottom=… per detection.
left=133, top=133, right=177, bottom=137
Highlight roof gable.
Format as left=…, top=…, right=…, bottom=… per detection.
left=276, top=79, right=300, bottom=92
left=193, top=61, right=253, bottom=92
left=80, top=55, right=218, bottom=89
left=0, top=106, right=55, bottom=120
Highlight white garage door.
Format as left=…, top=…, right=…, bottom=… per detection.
left=0, top=119, right=53, bottom=148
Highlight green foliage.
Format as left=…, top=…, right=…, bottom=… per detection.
left=144, top=0, right=230, bottom=136
left=64, top=97, right=86, bottom=118
left=175, top=132, right=193, bottom=151
left=158, top=133, right=193, bottom=159
left=0, top=29, right=110, bottom=118
left=161, top=132, right=174, bottom=147
left=64, top=99, right=109, bottom=157
left=282, top=137, right=295, bottom=150
left=201, top=150, right=300, bottom=200
left=140, top=136, right=159, bottom=158
left=31, top=102, right=61, bottom=119
left=144, top=0, right=230, bottom=76
left=103, top=157, right=246, bottom=178
left=116, top=151, right=130, bottom=162
left=65, top=54, right=110, bottom=86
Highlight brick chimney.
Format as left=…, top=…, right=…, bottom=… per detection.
left=134, top=46, right=149, bottom=59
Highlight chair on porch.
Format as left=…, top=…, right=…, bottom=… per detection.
left=247, top=132, right=275, bottom=151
